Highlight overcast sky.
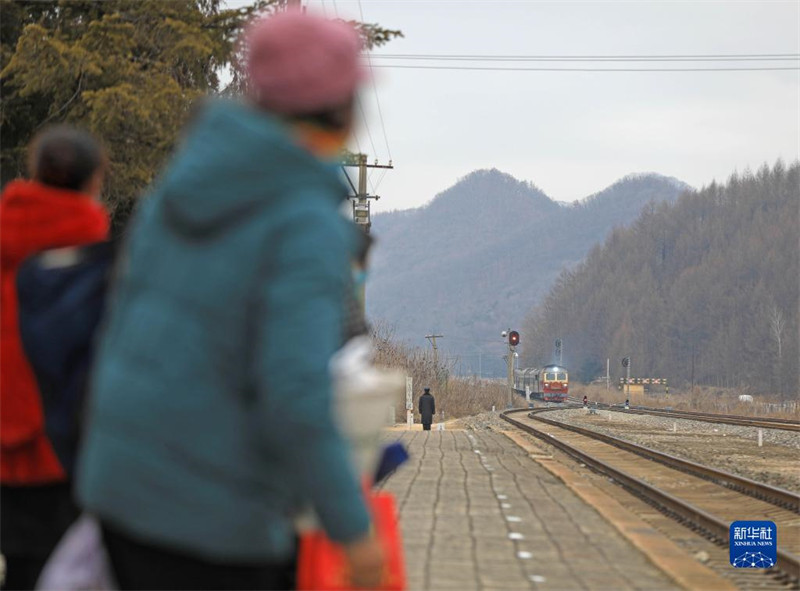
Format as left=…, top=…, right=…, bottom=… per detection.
left=233, top=1, right=800, bottom=212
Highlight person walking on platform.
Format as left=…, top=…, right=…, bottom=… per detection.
left=76, top=12, right=382, bottom=591
left=419, top=388, right=436, bottom=431
left=0, top=126, right=110, bottom=590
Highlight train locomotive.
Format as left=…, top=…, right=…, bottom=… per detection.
left=513, top=364, right=569, bottom=403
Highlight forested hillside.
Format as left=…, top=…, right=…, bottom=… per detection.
left=368, top=169, right=689, bottom=377
left=522, top=161, right=799, bottom=398
left=0, top=0, right=401, bottom=229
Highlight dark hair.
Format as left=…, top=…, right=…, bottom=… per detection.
left=28, top=126, right=106, bottom=191
left=289, top=96, right=355, bottom=132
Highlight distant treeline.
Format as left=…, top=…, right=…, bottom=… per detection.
left=522, top=161, right=799, bottom=398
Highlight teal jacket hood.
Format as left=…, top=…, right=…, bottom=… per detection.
left=77, top=102, right=371, bottom=562
left=161, top=100, right=347, bottom=236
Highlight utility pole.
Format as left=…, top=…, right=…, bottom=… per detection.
left=425, top=334, right=444, bottom=386
left=506, top=352, right=514, bottom=409
left=342, top=153, right=393, bottom=235
left=425, top=334, right=443, bottom=365
left=621, top=357, right=631, bottom=400
left=622, top=357, right=631, bottom=401
left=342, top=153, right=393, bottom=314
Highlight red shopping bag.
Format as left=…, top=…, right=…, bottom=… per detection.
left=297, top=491, right=406, bottom=590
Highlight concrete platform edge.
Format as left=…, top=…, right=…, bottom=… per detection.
left=497, top=428, right=737, bottom=591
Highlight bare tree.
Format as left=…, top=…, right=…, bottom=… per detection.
left=767, top=303, right=786, bottom=397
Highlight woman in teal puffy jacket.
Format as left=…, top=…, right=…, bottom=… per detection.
left=77, top=12, right=383, bottom=590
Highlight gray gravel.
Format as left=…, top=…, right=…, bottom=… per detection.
left=451, top=410, right=511, bottom=431
left=540, top=408, right=800, bottom=492
left=548, top=407, right=800, bottom=448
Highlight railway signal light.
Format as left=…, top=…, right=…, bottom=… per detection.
left=508, top=330, right=520, bottom=347
left=622, top=357, right=630, bottom=368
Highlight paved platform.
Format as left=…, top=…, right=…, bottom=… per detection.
left=379, top=428, right=680, bottom=590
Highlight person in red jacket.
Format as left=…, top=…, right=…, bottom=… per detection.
left=0, top=126, right=109, bottom=590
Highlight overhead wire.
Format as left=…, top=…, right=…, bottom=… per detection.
left=331, top=0, right=384, bottom=195
left=367, top=52, right=799, bottom=72
left=356, top=97, right=379, bottom=161
left=369, top=64, right=798, bottom=72
left=371, top=52, right=800, bottom=62
left=373, top=167, right=389, bottom=193
left=357, top=0, right=394, bottom=162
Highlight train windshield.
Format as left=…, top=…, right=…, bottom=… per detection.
left=557, top=372, right=567, bottom=381
left=545, top=373, right=556, bottom=381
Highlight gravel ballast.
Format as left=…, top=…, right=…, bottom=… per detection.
left=451, top=410, right=511, bottom=431
left=538, top=408, right=800, bottom=492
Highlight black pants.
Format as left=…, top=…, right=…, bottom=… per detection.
left=423, top=422, right=431, bottom=431
left=0, top=483, right=78, bottom=591
left=101, top=524, right=295, bottom=591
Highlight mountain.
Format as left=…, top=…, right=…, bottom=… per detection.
left=367, top=168, right=690, bottom=376
left=522, top=161, right=798, bottom=396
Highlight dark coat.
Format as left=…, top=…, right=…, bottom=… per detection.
left=419, top=392, right=436, bottom=424
left=0, top=179, right=109, bottom=484
left=17, top=241, right=116, bottom=477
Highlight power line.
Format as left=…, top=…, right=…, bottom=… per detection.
left=330, top=0, right=382, bottom=195
left=370, top=64, right=799, bottom=72
left=372, top=52, right=800, bottom=62
left=355, top=96, right=378, bottom=158
left=373, top=167, right=389, bottom=192
left=327, top=0, right=368, bottom=181
left=353, top=97, right=378, bottom=195
left=367, top=52, right=800, bottom=71
left=351, top=126, right=363, bottom=161
left=357, top=0, right=393, bottom=161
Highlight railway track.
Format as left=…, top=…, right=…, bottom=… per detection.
left=566, top=397, right=800, bottom=432
left=501, top=407, right=800, bottom=585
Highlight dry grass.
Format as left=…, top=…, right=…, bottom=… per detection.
left=370, top=322, right=797, bottom=421
left=571, top=384, right=799, bottom=420
left=372, top=323, right=508, bottom=420
left=434, top=378, right=509, bottom=419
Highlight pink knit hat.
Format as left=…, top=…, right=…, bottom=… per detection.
left=244, top=12, right=367, bottom=115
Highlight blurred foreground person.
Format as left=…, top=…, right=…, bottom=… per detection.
left=77, top=11, right=382, bottom=591
left=344, top=232, right=374, bottom=342
left=0, top=127, right=109, bottom=590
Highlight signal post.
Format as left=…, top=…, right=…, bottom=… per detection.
left=504, top=329, right=520, bottom=408
left=622, top=356, right=631, bottom=401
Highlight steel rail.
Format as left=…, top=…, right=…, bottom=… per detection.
left=501, top=408, right=800, bottom=583
left=566, top=397, right=800, bottom=431
left=524, top=408, right=799, bottom=510
left=620, top=408, right=800, bottom=432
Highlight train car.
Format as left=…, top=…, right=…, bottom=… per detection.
left=513, top=364, right=569, bottom=403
